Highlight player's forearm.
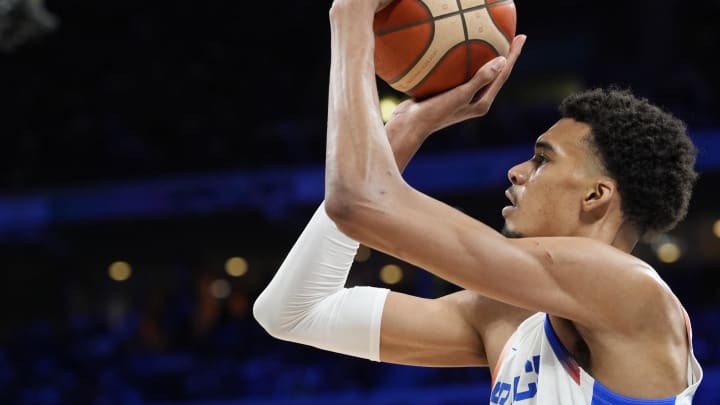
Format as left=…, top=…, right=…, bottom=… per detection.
left=325, top=2, right=405, bottom=217
left=253, top=3, right=427, bottom=356
left=253, top=202, right=390, bottom=361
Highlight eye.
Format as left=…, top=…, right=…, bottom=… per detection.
left=533, top=153, right=548, bottom=165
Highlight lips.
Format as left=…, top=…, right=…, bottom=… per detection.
left=505, top=188, right=517, bottom=207
left=502, top=189, right=518, bottom=218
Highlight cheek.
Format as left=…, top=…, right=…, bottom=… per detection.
left=530, top=194, right=557, bottom=227
left=522, top=181, right=576, bottom=223
left=525, top=181, right=556, bottom=213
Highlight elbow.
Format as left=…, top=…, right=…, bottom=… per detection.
left=252, top=293, right=272, bottom=334
left=324, top=187, right=376, bottom=241
left=325, top=174, right=404, bottom=244
left=252, top=292, right=287, bottom=340
left=324, top=189, right=355, bottom=224
left=325, top=161, right=405, bottom=236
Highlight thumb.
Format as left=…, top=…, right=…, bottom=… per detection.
left=467, top=56, right=505, bottom=88
left=489, top=56, right=507, bottom=72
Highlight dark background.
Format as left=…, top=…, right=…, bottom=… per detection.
left=0, top=0, right=719, bottom=404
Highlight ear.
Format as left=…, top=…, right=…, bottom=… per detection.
left=582, top=178, right=615, bottom=216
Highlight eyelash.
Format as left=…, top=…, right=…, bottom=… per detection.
left=533, top=154, right=548, bottom=165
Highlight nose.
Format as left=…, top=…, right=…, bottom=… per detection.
left=507, top=162, right=528, bottom=185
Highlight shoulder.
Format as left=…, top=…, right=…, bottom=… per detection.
left=628, top=266, right=688, bottom=334
left=578, top=261, right=688, bottom=341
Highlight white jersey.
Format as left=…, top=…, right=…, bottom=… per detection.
left=490, top=312, right=703, bottom=404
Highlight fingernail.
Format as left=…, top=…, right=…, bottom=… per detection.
left=491, top=57, right=506, bottom=71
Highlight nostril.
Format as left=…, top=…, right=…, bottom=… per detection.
left=507, top=164, right=524, bottom=185
left=508, top=170, right=517, bottom=185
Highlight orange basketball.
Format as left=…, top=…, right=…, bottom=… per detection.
left=374, top=0, right=516, bottom=100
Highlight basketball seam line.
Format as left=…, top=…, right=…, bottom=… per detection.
left=485, top=0, right=512, bottom=44
left=455, top=0, right=471, bottom=82
left=384, top=0, right=436, bottom=85
left=374, top=0, right=514, bottom=37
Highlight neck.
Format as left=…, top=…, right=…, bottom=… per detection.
left=580, top=218, right=639, bottom=253
left=610, top=221, right=639, bottom=253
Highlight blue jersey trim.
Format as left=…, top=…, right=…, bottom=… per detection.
left=544, top=315, right=678, bottom=404
left=591, top=383, right=676, bottom=405
left=543, top=314, right=573, bottom=363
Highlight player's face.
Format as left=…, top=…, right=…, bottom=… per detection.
left=502, top=118, right=601, bottom=238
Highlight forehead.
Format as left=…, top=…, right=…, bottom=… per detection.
left=535, top=118, right=593, bottom=157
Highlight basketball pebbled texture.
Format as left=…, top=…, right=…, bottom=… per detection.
left=374, top=0, right=516, bottom=99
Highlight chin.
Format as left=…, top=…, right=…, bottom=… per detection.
left=501, top=223, right=524, bottom=239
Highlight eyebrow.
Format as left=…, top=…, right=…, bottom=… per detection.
left=535, top=140, right=557, bottom=154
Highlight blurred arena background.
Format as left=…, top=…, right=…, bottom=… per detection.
left=0, top=0, right=719, bottom=404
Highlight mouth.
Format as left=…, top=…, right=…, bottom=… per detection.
left=502, top=189, right=517, bottom=218
left=504, top=189, right=517, bottom=207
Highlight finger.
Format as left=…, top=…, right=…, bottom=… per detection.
left=376, top=0, right=395, bottom=12
left=472, top=34, right=527, bottom=104
left=499, top=35, right=527, bottom=80
left=429, top=35, right=524, bottom=106
left=466, top=35, right=524, bottom=94
left=469, top=35, right=525, bottom=81
left=490, top=35, right=526, bottom=87
left=504, top=34, right=527, bottom=72
left=462, top=55, right=506, bottom=97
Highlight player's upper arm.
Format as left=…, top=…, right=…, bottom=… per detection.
left=328, top=184, right=666, bottom=333
left=378, top=289, right=527, bottom=367
left=378, top=290, right=485, bottom=367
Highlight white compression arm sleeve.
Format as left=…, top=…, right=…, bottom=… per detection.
left=252, top=202, right=390, bottom=361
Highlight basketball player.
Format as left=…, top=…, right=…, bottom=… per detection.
left=254, top=0, right=703, bottom=402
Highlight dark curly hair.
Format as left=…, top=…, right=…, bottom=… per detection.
left=559, top=86, right=698, bottom=239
